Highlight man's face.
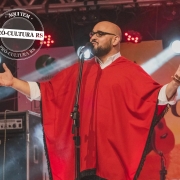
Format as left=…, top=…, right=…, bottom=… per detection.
left=90, top=26, right=114, bottom=57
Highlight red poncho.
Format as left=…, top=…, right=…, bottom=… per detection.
left=40, top=57, right=166, bottom=180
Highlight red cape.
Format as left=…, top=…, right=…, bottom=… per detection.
left=40, top=57, right=167, bottom=180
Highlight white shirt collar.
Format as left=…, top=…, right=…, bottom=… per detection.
left=95, top=52, right=121, bottom=69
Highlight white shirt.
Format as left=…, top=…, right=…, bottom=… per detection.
left=27, top=52, right=179, bottom=105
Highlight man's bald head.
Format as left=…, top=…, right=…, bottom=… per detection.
left=93, top=21, right=122, bottom=41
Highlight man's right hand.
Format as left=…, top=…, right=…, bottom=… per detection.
left=0, top=63, right=31, bottom=97
left=0, top=63, right=14, bottom=87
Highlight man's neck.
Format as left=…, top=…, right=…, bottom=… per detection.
left=98, top=51, right=120, bottom=63
left=95, top=52, right=121, bottom=69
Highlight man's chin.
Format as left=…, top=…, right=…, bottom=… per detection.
left=91, top=47, right=97, bottom=54
left=92, top=49, right=98, bottom=56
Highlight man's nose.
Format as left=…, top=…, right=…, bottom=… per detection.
left=90, top=35, right=96, bottom=41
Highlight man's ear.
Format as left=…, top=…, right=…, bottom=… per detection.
left=112, top=36, right=121, bottom=46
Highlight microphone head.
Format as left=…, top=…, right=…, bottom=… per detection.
left=76, top=42, right=94, bottom=58
left=77, top=46, right=84, bottom=57
left=84, top=42, right=93, bottom=51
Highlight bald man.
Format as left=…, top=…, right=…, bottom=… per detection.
left=0, top=21, right=180, bottom=180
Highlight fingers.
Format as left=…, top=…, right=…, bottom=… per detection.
left=173, top=65, right=180, bottom=85
left=175, top=65, right=180, bottom=74
left=2, top=63, right=10, bottom=72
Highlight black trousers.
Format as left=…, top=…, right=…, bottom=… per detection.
left=80, top=169, right=106, bottom=180
left=81, top=175, right=105, bottom=180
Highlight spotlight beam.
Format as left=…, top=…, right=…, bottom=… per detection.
left=19, top=53, right=78, bottom=82
left=141, top=47, right=176, bottom=75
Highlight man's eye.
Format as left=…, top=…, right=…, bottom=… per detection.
left=98, top=32, right=103, bottom=36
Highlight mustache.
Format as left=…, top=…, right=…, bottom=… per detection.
left=91, top=40, right=97, bottom=43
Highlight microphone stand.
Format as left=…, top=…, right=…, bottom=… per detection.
left=71, top=53, right=85, bottom=180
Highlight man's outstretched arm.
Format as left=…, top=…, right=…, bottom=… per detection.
left=0, top=63, right=31, bottom=98
left=166, top=65, right=180, bottom=101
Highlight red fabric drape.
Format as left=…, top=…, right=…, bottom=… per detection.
left=40, top=57, right=166, bottom=180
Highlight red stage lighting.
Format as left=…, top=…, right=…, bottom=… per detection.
left=124, top=30, right=142, bottom=43
left=125, top=32, right=128, bottom=36
left=40, top=34, right=55, bottom=47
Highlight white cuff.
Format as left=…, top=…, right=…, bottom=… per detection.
left=158, top=84, right=177, bottom=105
left=27, top=82, right=41, bottom=101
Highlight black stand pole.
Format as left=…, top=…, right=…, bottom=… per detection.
left=71, top=53, right=84, bottom=180
left=159, top=152, right=167, bottom=180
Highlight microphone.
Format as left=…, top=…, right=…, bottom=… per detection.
left=77, top=42, right=94, bottom=58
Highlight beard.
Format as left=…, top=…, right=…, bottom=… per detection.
left=92, top=41, right=111, bottom=57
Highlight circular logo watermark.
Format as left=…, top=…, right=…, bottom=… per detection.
left=0, top=9, right=44, bottom=60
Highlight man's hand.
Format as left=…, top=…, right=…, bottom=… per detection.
left=0, top=63, right=31, bottom=97
left=176, top=65, right=180, bottom=76
left=0, top=63, right=14, bottom=87
left=172, top=65, right=180, bottom=85
left=166, top=65, right=180, bottom=101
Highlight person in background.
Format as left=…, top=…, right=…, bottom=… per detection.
left=0, top=21, right=180, bottom=180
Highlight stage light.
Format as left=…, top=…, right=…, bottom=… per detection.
left=40, top=34, right=54, bottom=47
left=124, top=30, right=142, bottom=43
left=170, top=40, right=180, bottom=54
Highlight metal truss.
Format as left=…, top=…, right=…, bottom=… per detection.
left=0, top=0, right=180, bottom=14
